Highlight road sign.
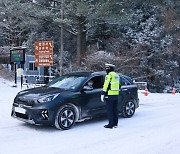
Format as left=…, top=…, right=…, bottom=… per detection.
left=34, top=41, right=53, bottom=67
left=10, top=48, right=25, bottom=64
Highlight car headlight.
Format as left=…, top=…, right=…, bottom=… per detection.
left=18, top=90, right=28, bottom=95
left=38, top=94, right=59, bottom=103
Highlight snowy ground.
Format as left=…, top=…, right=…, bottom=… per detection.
left=0, top=78, right=180, bottom=154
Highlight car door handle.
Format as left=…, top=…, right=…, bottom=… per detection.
left=121, top=89, right=128, bottom=91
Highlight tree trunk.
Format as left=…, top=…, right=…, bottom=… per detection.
left=76, top=16, right=86, bottom=67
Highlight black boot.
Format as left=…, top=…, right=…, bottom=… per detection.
left=104, top=125, right=113, bottom=129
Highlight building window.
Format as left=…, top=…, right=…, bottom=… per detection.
left=29, top=62, right=37, bottom=70
left=34, top=65, right=37, bottom=70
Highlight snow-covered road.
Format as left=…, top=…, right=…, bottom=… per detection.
left=0, top=78, right=180, bottom=154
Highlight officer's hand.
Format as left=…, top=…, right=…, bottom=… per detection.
left=101, top=95, right=105, bottom=102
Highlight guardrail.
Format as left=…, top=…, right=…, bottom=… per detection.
left=21, top=75, right=55, bottom=88
left=134, top=82, right=147, bottom=90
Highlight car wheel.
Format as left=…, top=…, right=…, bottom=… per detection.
left=55, top=105, right=76, bottom=130
left=122, top=100, right=135, bottom=118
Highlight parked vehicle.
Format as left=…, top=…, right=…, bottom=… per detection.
left=11, top=71, right=139, bottom=130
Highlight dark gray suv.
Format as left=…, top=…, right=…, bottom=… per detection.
left=11, top=71, right=139, bottom=130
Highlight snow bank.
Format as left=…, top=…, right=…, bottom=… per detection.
left=0, top=78, right=180, bottom=154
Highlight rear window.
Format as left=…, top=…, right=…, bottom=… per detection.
left=120, top=76, right=132, bottom=86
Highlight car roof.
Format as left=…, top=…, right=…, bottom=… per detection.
left=66, top=71, right=133, bottom=84
left=66, top=71, right=130, bottom=78
left=67, top=71, right=93, bottom=77
left=67, top=71, right=107, bottom=76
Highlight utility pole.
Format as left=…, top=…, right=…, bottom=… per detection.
left=59, top=0, right=64, bottom=75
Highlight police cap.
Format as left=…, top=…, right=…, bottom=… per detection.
left=105, top=63, right=115, bottom=69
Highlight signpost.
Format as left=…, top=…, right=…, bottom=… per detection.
left=34, top=41, right=54, bottom=84
left=10, top=48, right=25, bottom=87
left=10, top=48, right=25, bottom=64
left=34, top=41, right=53, bottom=67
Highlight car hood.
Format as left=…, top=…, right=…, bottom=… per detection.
left=17, top=86, right=66, bottom=98
left=14, top=87, right=70, bottom=106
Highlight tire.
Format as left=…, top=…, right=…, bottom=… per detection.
left=122, top=100, right=135, bottom=118
left=54, top=105, right=76, bottom=130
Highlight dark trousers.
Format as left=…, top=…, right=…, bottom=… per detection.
left=105, top=95, right=118, bottom=127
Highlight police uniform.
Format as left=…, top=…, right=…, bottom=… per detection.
left=101, top=64, right=120, bottom=128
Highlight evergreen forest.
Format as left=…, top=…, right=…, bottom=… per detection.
left=0, top=0, right=180, bottom=92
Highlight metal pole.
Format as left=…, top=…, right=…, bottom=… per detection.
left=20, top=63, right=23, bottom=89
left=14, top=62, right=17, bottom=86
left=59, top=0, right=64, bottom=75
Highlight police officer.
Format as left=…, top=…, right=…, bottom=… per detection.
left=101, top=63, right=120, bottom=129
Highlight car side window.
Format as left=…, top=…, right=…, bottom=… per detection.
left=120, top=76, right=131, bottom=86
left=86, top=76, right=104, bottom=89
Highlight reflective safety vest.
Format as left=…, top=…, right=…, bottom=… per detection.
left=103, top=71, right=120, bottom=95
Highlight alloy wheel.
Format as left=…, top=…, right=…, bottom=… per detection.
left=125, top=101, right=135, bottom=116
left=55, top=105, right=76, bottom=130
left=60, top=109, right=75, bottom=128
left=122, top=100, right=135, bottom=118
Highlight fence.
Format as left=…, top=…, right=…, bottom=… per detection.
left=21, top=75, right=55, bottom=88
left=134, top=82, right=147, bottom=90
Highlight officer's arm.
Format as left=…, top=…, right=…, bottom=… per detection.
left=103, top=74, right=111, bottom=93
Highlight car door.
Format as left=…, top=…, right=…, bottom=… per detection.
left=79, top=75, right=107, bottom=117
left=118, top=76, right=132, bottom=111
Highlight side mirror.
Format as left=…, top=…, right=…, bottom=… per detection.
left=82, top=85, right=93, bottom=91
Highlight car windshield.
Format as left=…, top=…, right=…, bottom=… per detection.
left=46, top=75, right=87, bottom=90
